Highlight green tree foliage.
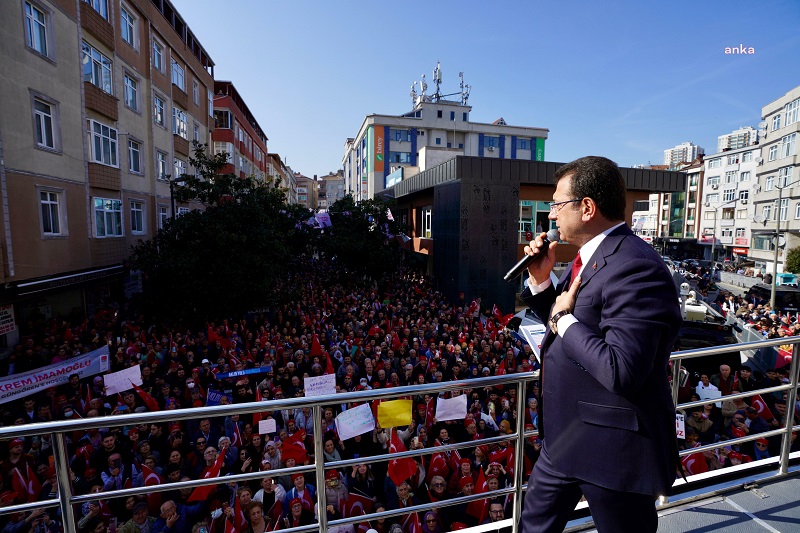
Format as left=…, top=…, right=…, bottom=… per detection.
left=129, top=144, right=312, bottom=321
left=319, top=193, right=404, bottom=278
left=785, top=247, right=800, bottom=274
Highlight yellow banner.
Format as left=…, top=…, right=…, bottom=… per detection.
left=377, top=399, right=412, bottom=428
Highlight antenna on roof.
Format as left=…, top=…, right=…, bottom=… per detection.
left=433, top=61, right=442, bottom=102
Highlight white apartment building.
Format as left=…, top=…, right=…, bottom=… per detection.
left=342, top=67, right=548, bottom=200
left=751, top=86, right=800, bottom=274
left=700, top=143, right=760, bottom=263
left=664, top=141, right=705, bottom=168
left=718, top=127, right=758, bottom=152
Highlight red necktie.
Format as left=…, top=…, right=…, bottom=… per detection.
left=571, top=253, right=582, bottom=284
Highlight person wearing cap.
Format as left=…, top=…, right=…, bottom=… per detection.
left=118, top=501, right=156, bottom=533
left=519, top=157, right=682, bottom=533
left=1, top=437, right=35, bottom=479
left=283, top=497, right=314, bottom=528
left=283, top=473, right=316, bottom=516
left=324, top=469, right=349, bottom=517
left=735, top=365, right=758, bottom=393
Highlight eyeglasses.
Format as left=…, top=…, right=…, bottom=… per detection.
left=547, top=198, right=582, bottom=213
left=432, top=482, right=445, bottom=487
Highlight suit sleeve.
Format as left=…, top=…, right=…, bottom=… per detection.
left=520, top=284, right=557, bottom=324
left=560, top=256, right=680, bottom=395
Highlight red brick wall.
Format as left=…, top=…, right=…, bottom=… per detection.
left=173, top=135, right=190, bottom=157
left=80, top=1, right=115, bottom=51
left=88, top=163, right=121, bottom=190
left=85, top=82, right=119, bottom=121
left=172, top=85, right=188, bottom=110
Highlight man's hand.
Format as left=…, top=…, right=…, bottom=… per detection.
left=524, top=232, right=558, bottom=286
left=551, top=274, right=581, bottom=318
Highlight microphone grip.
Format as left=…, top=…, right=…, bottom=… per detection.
left=503, top=237, right=551, bottom=282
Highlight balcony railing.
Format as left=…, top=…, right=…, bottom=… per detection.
left=0, top=337, right=797, bottom=532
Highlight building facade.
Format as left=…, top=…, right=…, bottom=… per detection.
left=664, top=141, right=704, bottom=168
left=294, top=172, right=317, bottom=210
left=718, top=126, right=758, bottom=152
left=751, top=86, right=800, bottom=274
left=342, top=97, right=548, bottom=200
left=0, top=0, right=214, bottom=347
left=266, top=153, right=296, bottom=204
left=212, top=81, right=268, bottom=182
left=317, top=170, right=345, bottom=210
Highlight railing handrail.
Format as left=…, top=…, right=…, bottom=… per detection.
left=0, top=335, right=797, bottom=533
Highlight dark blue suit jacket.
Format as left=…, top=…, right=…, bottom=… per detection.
left=521, top=225, right=681, bottom=496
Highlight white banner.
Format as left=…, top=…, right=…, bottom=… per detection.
left=435, top=394, right=468, bottom=422
left=304, top=374, right=336, bottom=397
left=103, top=365, right=143, bottom=395
left=336, top=403, right=375, bottom=441
left=0, top=345, right=110, bottom=403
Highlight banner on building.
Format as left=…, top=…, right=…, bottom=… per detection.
left=0, top=345, right=110, bottom=403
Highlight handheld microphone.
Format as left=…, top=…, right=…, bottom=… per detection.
left=503, top=228, right=560, bottom=282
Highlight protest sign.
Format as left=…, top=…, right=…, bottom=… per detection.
left=258, top=419, right=277, bottom=435
left=336, top=404, right=375, bottom=441
left=104, top=365, right=143, bottom=395
left=377, top=399, right=412, bottom=428
left=304, top=374, right=336, bottom=397
left=206, top=389, right=233, bottom=406
left=215, top=366, right=271, bottom=380
left=435, top=394, right=468, bottom=422
left=0, top=346, right=109, bottom=403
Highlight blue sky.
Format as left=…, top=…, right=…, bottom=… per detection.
left=171, top=0, right=800, bottom=177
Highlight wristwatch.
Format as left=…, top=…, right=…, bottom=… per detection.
left=549, top=310, right=572, bottom=334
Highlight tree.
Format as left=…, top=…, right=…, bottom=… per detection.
left=128, top=144, right=312, bottom=322
left=785, top=247, right=800, bottom=274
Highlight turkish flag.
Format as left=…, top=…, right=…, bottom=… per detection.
left=310, top=334, right=323, bottom=357
left=141, top=464, right=163, bottom=515
left=230, top=422, right=243, bottom=449
left=265, top=498, right=283, bottom=524
left=224, top=518, right=235, bottom=533
left=281, top=429, right=308, bottom=464
left=425, top=452, right=450, bottom=485
left=343, top=492, right=374, bottom=518
left=681, top=452, right=708, bottom=475
left=751, top=394, right=776, bottom=421
left=188, top=448, right=225, bottom=501
left=131, top=381, right=160, bottom=412
left=468, top=299, right=480, bottom=317
left=388, top=430, right=417, bottom=486
left=402, top=510, right=423, bottom=533
left=467, top=467, right=489, bottom=523
left=368, top=324, right=382, bottom=337
left=11, top=466, right=42, bottom=503
left=234, top=497, right=248, bottom=530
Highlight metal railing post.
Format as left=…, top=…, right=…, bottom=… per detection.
left=779, top=341, right=800, bottom=475
left=52, top=432, right=76, bottom=532
left=671, top=357, right=681, bottom=403
left=511, top=377, right=528, bottom=533
left=312, top=404, right=327, bottom=532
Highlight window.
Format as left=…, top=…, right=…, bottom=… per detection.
left=763, top=204, right=772, bottom=220
left=24, top=1, right=49, bottom=57
left=517, top=138, right=529, bottom=150
left=33, top=98, right=55, bottom=149
left=89, top=120, right=118, bottom=166
left=40, top=190, right=62, bottom=235
left=213, top=142, right=233, bottom=159
left=735, top=228, right=746, bottom=238
left=796, top=202, right=800, bottom=219
left=786, top=99, right=799, bottom=126
left=123, top=74, right=138, bottom=110
left=94, top=198, right=122, bottom=237
left=389, top=152, right=411, bottom=163
left=727, top=154, right=739, bottom=165
left=208, top=90, right=214, bottom=117
left=742, top=151, right=753, bottom=163
left=703, top=211, right=715, bottom=220
left=725, top=171, right=736, bottom=183
left=780, top=133, right=796, bottom=158
left=707, top=176, right=720, bottom=187
left=156, top=151, right=168, bottom=180
left=120, top=6, right=136, bottom=47
left=450, top=111, right=455, bottom=121
left=463, top=112, right=468, bottom=121
left=723, top=189, right=736, bottom=202
left=158, top=206, right=168, bottom=228
left=772, top=114, right=782, bottom=131
left=82, top=42, right=112, bottom=94
left=130, top=201, right=144, bottom=233
left=437, top=110, right=442, bottom=118
left=171, top=59, right=185, bottom=91
left=153, top=94, right=165, bottom=126
left=721, top=228, right=733, bottom=238
left=128, top=139, right=141, bottom=173
left=193, top=122, right=200, bottom=142
left=177, top=207, right=190, bottom=217
left=192, top=79, right=199, bottom=105
left=485, top=136, right=499, bottom=148
left=768, top=145, right=778, bottom=161
left=419, top=206, right=432, bottom=238
left=708, top=158, right=721, bottom=169
left=737, top=209, right=747, bottom=219
left=740, top=171, right=750, bottom=182
left=780, top=198, right=789, bottom=221
left=706, top=193, right=719, bottom=203
left=83, top=0, right=108, bottom=19
left=435, top=137, right=441, bottom=145
left=174, top=157, right=186, bottom=179
left=172, top=108, right=188, bottom=139
left=152, top=39, right=164, bottom=72
left=778, top=167, right=793, bottom=188
left=766, top=176, right=774, bottom=191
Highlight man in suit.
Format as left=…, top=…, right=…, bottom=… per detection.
left=519, top=156, right=681, bottom=533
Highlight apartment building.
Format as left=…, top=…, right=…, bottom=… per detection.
left=266, top=153, right=297, bottom=204
left=664, top=141, right=704, bottom=168
left=0, top=0, right=214, bottom=346
left=317, top=170, right=345, bottom=210
left=751, top=86, right=800, bottom=274
left=294, top=172, right=317, bottom=210
left=212, top=81, right=267, bottom=182
left=342, top=68, right=548, bottom=200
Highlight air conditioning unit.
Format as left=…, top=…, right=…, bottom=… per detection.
left=487, top=146, right=495, bottom=152
left=712, top=184, right=719, bottom=189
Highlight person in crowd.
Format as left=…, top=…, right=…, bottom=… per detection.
left=118, top=501, right=157, bottom=533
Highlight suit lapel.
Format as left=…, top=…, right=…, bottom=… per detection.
left=575, top=225, right=631, bottom=289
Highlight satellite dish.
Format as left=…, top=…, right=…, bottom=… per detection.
left=755, top=156, right=763, bottom=164
left=757, top=121, right=768, bottom=131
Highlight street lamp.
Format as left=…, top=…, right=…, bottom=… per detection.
left=169, top=176, right=188, bottom=221
left=769, top=177, right=800, bottom=308
left=706, top=197, right=737, bottom=281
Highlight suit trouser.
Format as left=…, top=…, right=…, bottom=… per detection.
left=520, top=443, right=658, bottom=533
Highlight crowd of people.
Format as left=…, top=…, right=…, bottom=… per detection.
left=0, top=263, right=533, bottom=532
